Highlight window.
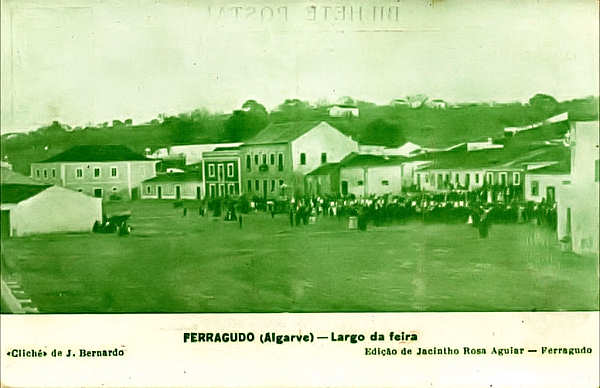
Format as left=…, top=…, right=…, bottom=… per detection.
left=278, top=153, right=284, bottom=171
left=254, top=154, right=259, bottom=165
left=77, top=188, right=83, bottom=192
left=111, top=167, right=118, bottom=177
left=279, top=179, right=284, bottom=187
left=93, top=188, right=103, bottom=198
left=271, top=180, right=275, bottom=192
left=595, top=160, right=599, bottom=182
left=475, top=173, right=480, bottom=184
left=262, top=154, right=267, bottom=165
left=246, top=155, right=251, bottom=171
left=300, top=153, right=306, bottom=165
left=217, top=164, right=224, bottom=179
left=513, top=172, right=521, bottom=185
left=247, top=180, right=252, bottom=192
left=454, top=173, right=459, bottom=184
left=321, top=153, right=327, bottom=164
left=255, top=180, right=259, bottom=191
left=381, top=180, right=389, bottom=186
left=208, top=164, right=215, bottom=177
left=94, top=167, right=101, bottom=178
left=227, top=163, right=234, bottom=177
left=465, top=173, right=471, bottom=187
left=270, top=153, right=275, bottom=165
left=43, top=169, right=48, bottom=179
left=36, top=169, right=40, bottom=178
left=357, top=180, right=364, bottom=186
left=51, top=168, right=56, bottom=178
left=499, top=172, right=507, bottom=186
left=486, top=172, right=493, bottom=185
left=76, top=168, right=83, bottom=178
left=146, top=185, right=151, bottom=194
left=228, top=183, right=235, bottom=195
left=112, top=187, right=117, bottom=192
left=531, top=180, right=539, bottom=196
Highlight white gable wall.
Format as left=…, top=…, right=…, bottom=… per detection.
left=291, top=122, right=358, bottom=175
left=366, top=165, right=403, bottom=195
left=9, top=186, right=102, bottom=237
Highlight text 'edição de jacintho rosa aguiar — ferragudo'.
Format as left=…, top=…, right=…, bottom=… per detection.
left=182, top=331, right=593, bottom=357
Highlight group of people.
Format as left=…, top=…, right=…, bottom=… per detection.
left=280, top=189, right=559, bottom=238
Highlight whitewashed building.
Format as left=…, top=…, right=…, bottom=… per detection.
left=524, top=161, right=570, bottom=203
left=30, top=145, right=158, bottom=200
left=557, top=120, right=599, bottom=256
left=328, top=105, right=359, bottom=118
left=339, top=155, right=410, bottom=197
left=1, top=181, right=102, bottom=237
left=241, top=121, right=359, bottom=199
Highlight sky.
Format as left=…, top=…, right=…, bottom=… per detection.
left=1, top=0, right=598, bottom=133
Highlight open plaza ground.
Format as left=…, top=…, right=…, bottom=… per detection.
left=1, top=200, right=598, bottom=313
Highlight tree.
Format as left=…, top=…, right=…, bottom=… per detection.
left=358, top=119, right=406, bottom=146
left=528, top=94, right=559, bottom=117
left=271, top=99, right=313, bottom=121
left=224, top=100, right=269, bottom=141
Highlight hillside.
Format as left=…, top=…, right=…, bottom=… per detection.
left=1, top=96, right=597, bottom=175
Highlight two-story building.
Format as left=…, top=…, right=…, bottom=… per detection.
left=557, top=120, right=599, bottom=256
left=240, top=121, right=359, bottom=199
left=202, top=146, right=242, bottom=198
left=30, top=145, right=158, bottom=200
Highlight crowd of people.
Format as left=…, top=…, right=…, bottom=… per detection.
left=281, top=188, right=559, bottom=237
left=191, top=187, right=559, bottom=238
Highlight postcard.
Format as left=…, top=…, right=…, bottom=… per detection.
left=1, top=0, right=598, bottom=386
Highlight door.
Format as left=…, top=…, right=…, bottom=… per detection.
left=157, top=186, right=162, bottom=199
left=546, top=186, right=556, bottom=203
left=1, top=210, right=10, bottom=238
left=341, top=181, right=348, bottom=196
left=175, top=186, right=181, bottom=200
left=94, top=188, right=103, bottom=198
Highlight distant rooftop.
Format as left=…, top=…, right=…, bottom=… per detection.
left=39, top=145, right=150, bottom=163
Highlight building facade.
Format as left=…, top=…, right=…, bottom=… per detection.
left=557, top=120, right=599, bottom=255
left=1, top=184, right=102, bottom=237
left=241, top=121, right=359, bottom=199
left=202, top=147, right=242, bottom=198
left=339, top=155, right=408, bottom=197
left=524, top=162, right=570, bottom=203
left=30, top=145, right=158, bottom=200
left=141, top=172, right=203, bottom=200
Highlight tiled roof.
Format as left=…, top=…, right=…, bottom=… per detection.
left=40, top=145, right=150, bottom=163
left=528, top=160, right=571, bottom=175
left=417, top=143, right=570, bottom=171
left=143, top=172, right=203, bottom=183
left=307, top=163, right=341, bottom=176
left=1, top=184, right=51, bottom=203
left=339, top=153, right=407, bottom=168
left=244, top=121, right=321, bottom=145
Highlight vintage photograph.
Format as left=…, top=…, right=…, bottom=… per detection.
left=1, top=0, right=598, bottom=314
